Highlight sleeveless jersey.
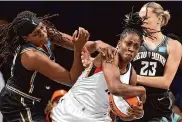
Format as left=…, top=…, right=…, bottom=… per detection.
left=131, top=36, right=170, bottom=93
left=6, top=41, right=62, bottom=109
left=70, top=62, right=133, bottom=115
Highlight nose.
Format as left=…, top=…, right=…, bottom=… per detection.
left=128, top=46, right=135, bottom=52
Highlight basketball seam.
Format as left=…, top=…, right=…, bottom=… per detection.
left=110, top=95, right=128, bottom=117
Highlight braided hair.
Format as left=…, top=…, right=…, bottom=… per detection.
left=119, top=8, right=160, bottom=42
left=0, top=10, right=60, bottom=67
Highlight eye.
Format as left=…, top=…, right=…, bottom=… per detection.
left=134, top=44, right=140, bottom=50
left=126, top=41, right=132, bottom=46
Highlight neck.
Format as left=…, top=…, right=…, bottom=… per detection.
left=118, top=54, right=128, bottom=72
left=145, top=32, right=164, bottom=42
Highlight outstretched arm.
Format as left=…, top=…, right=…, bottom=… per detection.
left=47, top=27, right=116, bottom=55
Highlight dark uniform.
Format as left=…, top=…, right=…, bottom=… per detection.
left=115, top=36, right=173, bottom=122
left=0, top=40, right=66, bottom=122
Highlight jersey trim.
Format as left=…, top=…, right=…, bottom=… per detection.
left=85, top=62, right=103, bottom=78
left=6, top=84, right=41, bottom=102
left=128, top=65, right=133, bottom=85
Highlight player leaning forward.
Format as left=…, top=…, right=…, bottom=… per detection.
left=51, top=12, right=148, bottom=122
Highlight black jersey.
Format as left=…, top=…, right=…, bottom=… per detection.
left=132, top=36, right=170, bottom=94
left=6, top=41, right=63, bottom=108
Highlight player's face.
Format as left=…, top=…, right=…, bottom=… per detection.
left=118, top=33, right=141, bottom=62
left=139, top=7, right=161, bottom=32
left=25, top=22, right=49, bottom=45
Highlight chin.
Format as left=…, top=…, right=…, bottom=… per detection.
left=124, top=57, right=132, bottom=63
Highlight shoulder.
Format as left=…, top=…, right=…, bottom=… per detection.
left=21, top=49, right=49, bottom=70
left=167, top=39, right=182, bottom=54
left=21, top=50, right=38, bottom=70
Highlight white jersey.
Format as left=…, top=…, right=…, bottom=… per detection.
left=52, top=62, right=132, bottom=122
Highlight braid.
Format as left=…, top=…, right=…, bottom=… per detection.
left=0, top=10, right=59, bottom=67
left=0, top=22, right=18, bottom=66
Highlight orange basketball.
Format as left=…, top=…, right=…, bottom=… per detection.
left=109, top=93, right=142, bottom=118
left=51, top=90, right=67, bottom=102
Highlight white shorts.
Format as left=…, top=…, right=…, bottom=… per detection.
left=51, top=91, right=111, bottom=122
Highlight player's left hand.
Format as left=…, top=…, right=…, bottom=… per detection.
left=95, top=41, right=117, bottom=62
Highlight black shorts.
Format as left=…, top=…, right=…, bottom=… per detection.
left=0, top=87, right=46, bottom=122
left=115, top=91, right=173, bottom=122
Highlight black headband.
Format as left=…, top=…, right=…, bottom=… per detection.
left=16, top=17, right=41, bottom=36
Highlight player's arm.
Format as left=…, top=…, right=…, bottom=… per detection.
left=137, top=40, right=182, bottom=89
left=21, top=49, right=83, bottom=86
left=102, top=54, right=146, bottom=99
left=21, top=28, right=88, bottom=86
left=47, top=27, right=115, bottom=54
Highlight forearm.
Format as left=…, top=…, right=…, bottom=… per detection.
left=69, top=49, right=84, bottom=84
left=48, top=27, right=101, bottom=53
left=137, top=75, right=169, bottom=89
left=48, top=28, right=74, bottom=50
left=85, top=40, right=102, bottom=53
left=113, top=83, right=145, bottom=98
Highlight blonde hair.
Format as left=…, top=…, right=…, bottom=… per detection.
left=143, top=2, right=171, bottom=27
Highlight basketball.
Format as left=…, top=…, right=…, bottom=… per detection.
left=51, top=90, right=67, bottom=102
left=109, top=93, right=141, bottom=118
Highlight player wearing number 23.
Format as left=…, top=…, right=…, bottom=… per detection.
left=125, top=2, right=182, bottom=122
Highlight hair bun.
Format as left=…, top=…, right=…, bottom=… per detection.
left=123, top=12, right=143, bottom=32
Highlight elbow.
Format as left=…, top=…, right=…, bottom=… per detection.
left=69, top=78, right=76, bottom=86
left=164, top=82, right=171, bottom=89
left=107, top=81, right=118, bottom=95
left=68, top=74, right=79, bottom=86
left=54, top=73, right=74, bottom=86
left=163, top=78, right=172, bottom=89
left=109, top=87, right=118, bottom=96
left=108, top=81, right=126, bottom=96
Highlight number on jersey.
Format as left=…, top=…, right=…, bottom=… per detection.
left=140, top=61, right=157, bottom=76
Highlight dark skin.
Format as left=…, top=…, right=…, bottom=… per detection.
left=22, top=26, right=89, bottom=86
left=88, top=33, right=146, bottom=121
left=102, top=34, right=146, bottom=102
left=22, top=23, right=116, bottom=86
left=47, top=26, right=117, bottom=60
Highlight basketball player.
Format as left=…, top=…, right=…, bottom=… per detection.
left=0, top=11, right=115, bottom=122
left=115, top=2, right=182, bottom=122
left=51, top=12, right=147, bottom=122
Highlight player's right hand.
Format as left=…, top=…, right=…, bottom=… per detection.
left=120, top=105, right=144, bottom=121
left=72, top=27, right=90, bottom=51
left=128, top=105, right=144, bottom=119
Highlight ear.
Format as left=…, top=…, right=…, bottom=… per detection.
left=117, top=40, right=121, bottom=49
left=157, top=16, right=162, bottom=24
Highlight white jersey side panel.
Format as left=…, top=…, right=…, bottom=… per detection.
left=71, top=63, right=132, bottom=113
left=71, top=63, right=109, bottom=114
